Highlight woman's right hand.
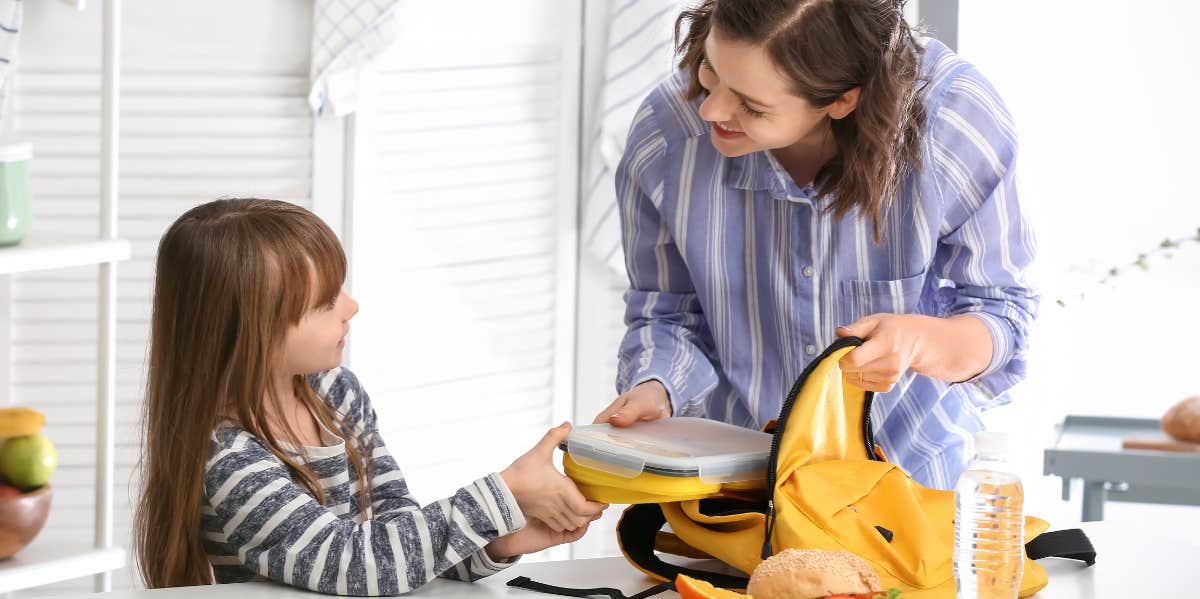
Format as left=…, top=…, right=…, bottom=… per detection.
left=592, top=379, right=672, bottom=427
left=500, top=423, right=608, bottom=532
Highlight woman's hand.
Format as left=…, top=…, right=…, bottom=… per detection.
left=500, top=423, right=608, bottom=532
left=836, top=313, right=993, bottom=392
left=484, top=515, right=598, bottom=561
left=592, top=380, right=672, bottom=427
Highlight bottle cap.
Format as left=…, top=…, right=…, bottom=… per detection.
left=974, top=431, right=1016, bottom=459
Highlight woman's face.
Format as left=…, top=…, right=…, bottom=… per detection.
left=697, top=29, right=856, bottom=157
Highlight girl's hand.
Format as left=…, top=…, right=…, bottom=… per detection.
left=836, top=313, right=992, bottom=391
left=592, top=380, right=671, bottom=427
left=500, top=423, right=608, bottom=532
left=484, top=515, right=598, bottom=561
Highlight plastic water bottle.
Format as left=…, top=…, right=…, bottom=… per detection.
left=953, top=431, right=1024, bottom=599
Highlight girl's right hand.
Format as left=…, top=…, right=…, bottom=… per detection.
left=500, top=423, right=608, bottom=532
left=484, top=513, right=600, bottom=561
left=592, top=379, right=672, bottom=427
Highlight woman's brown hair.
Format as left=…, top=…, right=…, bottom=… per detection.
left=676, top=0, right=926, bottom=240
left=134, top=198, right=370, bottom=588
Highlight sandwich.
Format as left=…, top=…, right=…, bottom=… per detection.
left=746, top=548, right=899, bottom=599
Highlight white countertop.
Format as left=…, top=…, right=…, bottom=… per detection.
left=42, top=521, right=1198, bottom=599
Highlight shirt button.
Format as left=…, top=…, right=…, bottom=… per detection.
left=805, top=344, right=817, bottom=356
left=802, top=266, right=814, bottom=278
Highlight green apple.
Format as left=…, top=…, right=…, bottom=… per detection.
left=0, top=433, right=57, bottom=490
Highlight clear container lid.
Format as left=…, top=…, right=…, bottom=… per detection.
left=563, top=417, right=772, bottom=483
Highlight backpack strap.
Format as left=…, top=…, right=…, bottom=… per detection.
left=507, top=504, right=748, bottom=599
left=1025, top=528, right=1097, bottom=566
left=506, top=576, right=675, bottom=599
left=617, top=503, right=751, bottom=589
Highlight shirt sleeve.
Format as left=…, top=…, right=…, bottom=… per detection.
left=929, top=65, right=1040, bottom=401
left=614, top=95, right=721, bottom=415
left=207, top=380, right=525, bottom=595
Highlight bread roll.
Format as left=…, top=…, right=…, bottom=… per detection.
left=1163, top=396, right=1200, bottom=443
left=747, top=548, right=881, bottom=599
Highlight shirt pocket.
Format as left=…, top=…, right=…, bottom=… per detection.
left=838, top=273, right=927, bottom=325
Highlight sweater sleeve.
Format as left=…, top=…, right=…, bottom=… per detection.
left=313, top=367, right=526, bottom=579
left=205, top=371, right=525, bottom=595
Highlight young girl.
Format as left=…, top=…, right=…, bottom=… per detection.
left=134, top=198, right=606, bottom=595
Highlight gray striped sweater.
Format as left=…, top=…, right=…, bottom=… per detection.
left=201, top=367, right=526, bottom=595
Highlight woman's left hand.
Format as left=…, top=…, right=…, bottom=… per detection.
left=835, top=314, right=925, bottom=393
left=836, top=313, right=993, bottom=392
left=484, top=515, right=598, bottom=561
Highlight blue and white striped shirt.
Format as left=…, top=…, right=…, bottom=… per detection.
left=614, top=39, right=1038, bottom=490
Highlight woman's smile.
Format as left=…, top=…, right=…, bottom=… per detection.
left=711, top=120, right=746, bottom=139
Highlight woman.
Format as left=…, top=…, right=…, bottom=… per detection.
left=593, top=0, right=1037, bottom=489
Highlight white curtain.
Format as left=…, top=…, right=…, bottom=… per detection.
left=309, top=0, right=401, bottom=116
left=580, top=0, right=687, bottom=275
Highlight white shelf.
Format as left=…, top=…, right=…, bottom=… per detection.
left=0, top=533, right=126, bottom=593
left=0, top=232, right=131, bottom=275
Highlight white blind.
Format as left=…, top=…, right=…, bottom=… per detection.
left=9, top=1, right=312, bottom=594
left=569, top=261, right=630, bottom=559
left=344, top=0, right=581, bottom=560
left=565, top=0, right=638, bottom=559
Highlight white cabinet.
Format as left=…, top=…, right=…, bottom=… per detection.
left=0, top=1, right=128, bottom=592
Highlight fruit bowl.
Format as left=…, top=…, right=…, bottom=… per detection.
left=0, top=484, right=52, bottom=560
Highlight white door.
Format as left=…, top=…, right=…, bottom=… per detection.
left=343, top=0, right=583, bottom=561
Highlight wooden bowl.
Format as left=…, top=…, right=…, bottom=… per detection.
left=0, top=484, right=52, bottom=560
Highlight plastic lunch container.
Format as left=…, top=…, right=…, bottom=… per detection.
left=563, top=417, right=772, bottom=484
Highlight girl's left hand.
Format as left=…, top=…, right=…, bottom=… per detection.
left=484, top=515, right=598, bottom=561
left=835, top=314, right=927, bottom=393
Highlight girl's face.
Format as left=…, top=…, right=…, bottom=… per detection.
left=696, top=29, right=858, bottom=157
left=281, top=289, right=359, bottom=376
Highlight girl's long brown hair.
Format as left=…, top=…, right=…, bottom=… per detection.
left=676, top=0, right=926, bottom=241
left=134, top=199, right=370, bottom=588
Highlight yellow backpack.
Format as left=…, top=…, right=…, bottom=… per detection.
left=513, top=337, right=1095, bottom=599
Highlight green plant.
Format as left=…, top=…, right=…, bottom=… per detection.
left=1056, top=227, right=1200, bottom=307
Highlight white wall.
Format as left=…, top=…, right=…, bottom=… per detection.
left=959, top=0, right=1200, bottom=535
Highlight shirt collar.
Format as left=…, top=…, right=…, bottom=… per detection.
left=727, top=150, right=818, bottom=204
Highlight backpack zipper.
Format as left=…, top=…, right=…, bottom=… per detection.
left=761, top=336, right=880, bottom=559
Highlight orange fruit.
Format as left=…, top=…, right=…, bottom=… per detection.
left=675, top=574, right=751, bottom=599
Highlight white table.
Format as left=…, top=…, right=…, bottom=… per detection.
left=1043, top=416, right=1200, bottom=521
left=42, top=522, right=1198, bottom=599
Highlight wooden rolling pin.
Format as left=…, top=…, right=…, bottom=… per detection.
left=1121, top=437, right=1200, bottom=452
left=1128, top=396, right=1200, bottom=452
